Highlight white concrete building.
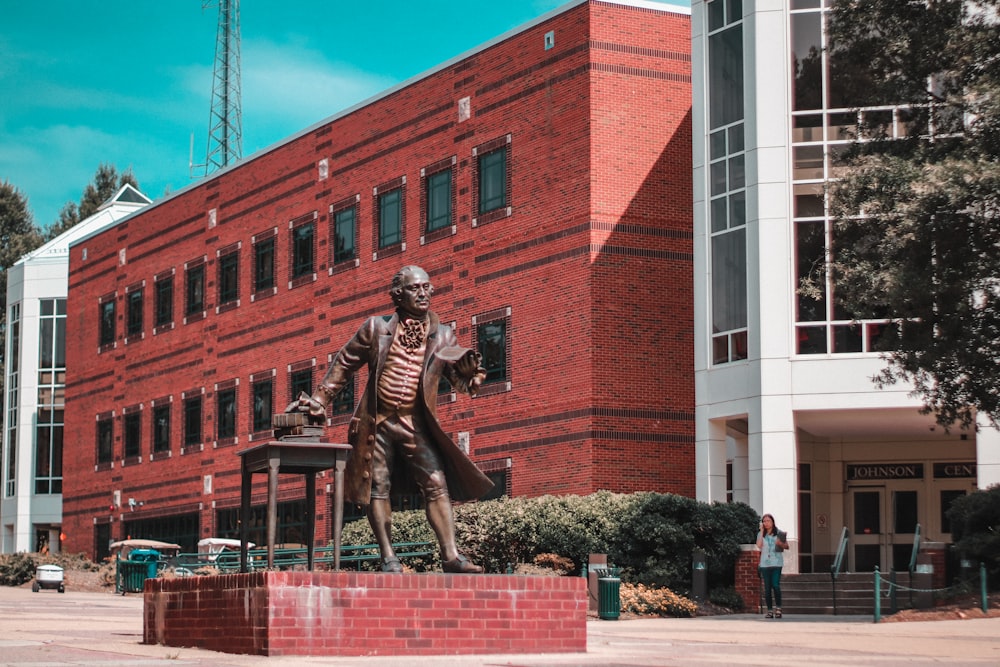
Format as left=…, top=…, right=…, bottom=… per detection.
left=2, top=185, right=150, bottom=553
left=691, top=0, right=1000, bottom=575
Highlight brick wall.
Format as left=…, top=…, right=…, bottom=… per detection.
left=735, top=545, right=760, bottom=612
left=62, top=1, right=693, bottom=558
left=144, top=572, right=587, bottom=656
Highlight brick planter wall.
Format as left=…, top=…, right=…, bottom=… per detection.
left=735, top=545, right=760, bottom=612
left=144, top=572, right=587, bottom=657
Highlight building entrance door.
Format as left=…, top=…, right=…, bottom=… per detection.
left=848, top=485, right=920, bottom=573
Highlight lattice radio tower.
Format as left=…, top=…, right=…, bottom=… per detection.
left=203, top=0, right=242, bottom=175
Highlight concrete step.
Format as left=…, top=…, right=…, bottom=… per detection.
left=751, top=572, right=910, bottom=615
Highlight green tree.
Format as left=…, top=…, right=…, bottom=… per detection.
left=47, top=163, right=139, bottom=239
left=817, top=0, right=1000, bottom=429
left=1, top=180, right=45, bottom=416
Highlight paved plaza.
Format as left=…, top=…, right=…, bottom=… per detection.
left=1, top=585, right=998, bottom=666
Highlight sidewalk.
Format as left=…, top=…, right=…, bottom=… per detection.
left=1, top=585, right=998, bottom=666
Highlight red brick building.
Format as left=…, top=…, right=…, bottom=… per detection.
left=62, top=0, right=693, bottom=560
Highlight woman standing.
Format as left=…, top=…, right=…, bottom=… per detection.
left=756, top=513, right=789, bottom=618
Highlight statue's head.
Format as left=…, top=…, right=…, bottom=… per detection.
left=390, top=265, right=433, bottom=319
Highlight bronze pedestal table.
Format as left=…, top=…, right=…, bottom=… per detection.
left=237, top=441, right=351, bottom=572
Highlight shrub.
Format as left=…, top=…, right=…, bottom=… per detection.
left=619, top=582, right=696, bottom=617
left=708, top=585, right=745, bottom=611
left=0, top=552, right=36, bottom=586
left=947, top=485, right=1000, bottom=590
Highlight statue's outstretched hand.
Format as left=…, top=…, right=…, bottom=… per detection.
left=286, top=392, right=326, bottom=419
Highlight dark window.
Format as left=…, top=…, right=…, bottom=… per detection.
left=124, top=412, right=141, bottom=458
left=186, top=264, right=205, bottom=315
left=218, top=252, right=239, bottom=305
left=331, top=380, right=354, bottom=416
left=333, top=206, right=356, bottom=264
left=289, top=368, right=313, bottom=402
left=426, top=169, right=452, bottom=232
left=477, top=318, right=508, bottom=385
left=252, top=380, right=273, bottom=433
left=183, top=396, right=202, bottom=446
left=123, top=512, right=199, bottom=554
left=99, top=300, right=115, bottom=346
left=378, top=189, right=402, bottom=248
left=481, top=469, right=508, bottom=501
left=254, top=238, right=275, bottom=291
left=217, top=388, right=236, bottom=440
left=155, top=277, right=173, bottom=327
left=940, top=490, right=966, bottom=534
left=216, top=500, right=305, bottom=548
left=97, top=418, right=113, bottom=464
left=478, top=146, right=507, bottom=214
left=152, top=405, right=170, bottom=453
left=292, top=223, right=315, bottom=278
left=126, top=289, right=143, bottom=336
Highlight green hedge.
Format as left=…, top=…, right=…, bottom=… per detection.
left=947, top=484, right=1000, bottom=590
left=338, top=491, right=758, bottom=593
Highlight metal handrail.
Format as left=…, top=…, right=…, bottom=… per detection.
left=907, top=523, right=922, bottom=573
left=830, top=526, right=849, bottom=616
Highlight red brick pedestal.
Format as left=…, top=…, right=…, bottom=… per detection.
left=735, top=545, right=760, bottom=612
left=144, top=571, right=587, bottom=657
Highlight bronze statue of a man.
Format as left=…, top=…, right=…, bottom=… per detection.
left=299, top=265, right=493, bottom=573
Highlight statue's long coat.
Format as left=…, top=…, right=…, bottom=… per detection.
left=320, top=311, right=494, bottom=505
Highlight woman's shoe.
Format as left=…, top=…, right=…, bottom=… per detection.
left=765, top=611, right=774, bottom=618
left=775, top=608, right=782, bottom=618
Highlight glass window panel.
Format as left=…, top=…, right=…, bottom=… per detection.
left=124, top=413, right=141, bottom=458
left=39, top=319, right=54, bottom=368
left=479, top=148, right=507, bottom=214
left=710, top=197, right=729, bottom=233
left=710, top=129, right=727, bottom=160
left=731, top=330, right=748, bottom=361
left=728, top=154, right=745, bottom=190
left=793, top=145, right=824, bottom=180
left=708, top=0, right=725, bottom=32
left=254, top=238, right=275, bottom=291
left=854, top=491, right=881, bottom=535
left=794, top=183, right=825, bottom=218
left=792, top=114, right=824, bottom=143
left=331, top=381, right=355, bottom=415
left=426, top=170, right=452, bottom=232
left=41, top=300, right=53, bottom=316
left=827, top=143, right=852, bottom=179
left=218, top=253, right=238, bottom=304
left=893, top=490, right=918, bottom=534
left=797, top=325, right=827, bottom=354
left=477, top=319, right=508, bottom=384
left=833, top=324, right=863, bottom=353
left=186, top=265, right=205, bottom=314
left=253, top=381, right=272, bottom=432
left=379, top=189, right=402, bottom=247
left=726, top=0, right=742, bottom=24
left=334, top=208, right=356, bottom=263
left=97, top=419, right=113, bottom=463
left=712, top=335, right=730, bottom=365
left=153, top=405, right=170, bottom=453
left=940, top=490, right=965, bottom=534
left=155, top=278, right=173, bottom=326
left=710, top=161, right=728, bottom=196
left=728, top=123, right=744, bottom=152
left=827, top=112, right=857, bottom=141
left=217, top=389, right=236, bottom=439
left=709, top=25, right=744, bottom=129
left=711, top=228, right=747, bottom=333
left=127, top=290, right=143, bottom=335
left=791, top=12, right=822, bottom=111
left=796, top=220, right=826, bottom=321
left=290, top=369, right=312, bottom=402
left=184, top=397, right=202, bottom=446
left=867, top=321, right=898, bottom=352
left=100, top=301, right=115, bottom=346
left=860, top=109, right=893, bottom=139
left=728, top=191, right=746, bottom=228
left=292, top=224, right=315, bottom=277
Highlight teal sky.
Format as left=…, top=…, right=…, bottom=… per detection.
left=1, top=0, right=688, bottom=229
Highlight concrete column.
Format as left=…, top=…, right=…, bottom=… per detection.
left=696, top=416, right=728, bottom=503
left=976, top=416, right=1000, bottom=488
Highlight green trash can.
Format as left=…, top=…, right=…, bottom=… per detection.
left=596, top=567, right=622, bottom=620
left=116, top=548, right=161, bottom=594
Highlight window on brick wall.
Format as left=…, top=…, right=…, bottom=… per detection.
left=183, top=395, right=202, bottom=447
left=252, top=378, right=273, bottom=433
left=126, top=288, right=143, bottom=337
left=123, top=411, right=141, bottom=459
left=425, top=168, right=452, bottom=233
left=378, top=187, right=403, bottom=248
left=330, top=378, right=355, bottom=416
left=216, top=387, right=237, bottom=440
left=478, top=146, right=507, bottom=214
left=186, top=263, right=205, bottom=315
left=291, top=218, right=315, bottom=279
left=96, top=417, right=113, bottom=465
left=152, top=404, right=170, bottom=454
left=99, top=299, right=115, bottom=347
left=331, top=201, right=358, bottom=265
left=218, top=251, right=239, bottom=306
left=472, top=307, right=512, bottom=396
left=254, top=236, right=276, bottom=292
left=155, top=276, right=173, bottom=328
left=289, top=367, right=313, bottom=403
